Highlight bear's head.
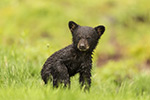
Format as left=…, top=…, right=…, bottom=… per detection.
left=69, top=21, right=105, bottom=52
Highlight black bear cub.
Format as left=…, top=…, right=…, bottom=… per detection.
left=41, top=21, right=105, bottom=91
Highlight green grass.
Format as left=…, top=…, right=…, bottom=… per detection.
left=0, top=0, right=150, bottom=100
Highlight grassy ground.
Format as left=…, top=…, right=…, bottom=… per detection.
left=0, top=0, right=150, bottom=100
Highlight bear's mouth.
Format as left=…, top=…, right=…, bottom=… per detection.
left=78, top=48, right=89, bottom=51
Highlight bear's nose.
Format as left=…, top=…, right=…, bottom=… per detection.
left=79, top=43, right=86, bottom=50
left=77, top=39, right=89, bottom=51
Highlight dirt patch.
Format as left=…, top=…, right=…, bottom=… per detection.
left=96, top=53, right=123, bottom=67
left=139, top=58, right=150, bottom=71
left=97, top=30, right=124, bottom=67
left=146, top=59, right=150, bottom=66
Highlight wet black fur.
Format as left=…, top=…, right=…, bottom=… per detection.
left=41, top=21, right=105, bottom=91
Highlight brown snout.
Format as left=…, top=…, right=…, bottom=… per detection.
left=77, top=39, right=89, bottom=51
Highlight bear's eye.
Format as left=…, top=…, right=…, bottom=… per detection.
left=77, top=36, right=81, bottom=40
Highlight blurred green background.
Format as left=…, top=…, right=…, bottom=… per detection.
left=0, top=0, right=150, bottom=100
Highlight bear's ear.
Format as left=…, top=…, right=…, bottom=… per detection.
left=68, top=21, right=78, bottom=32
left=94, top=25, right=105, bottom=36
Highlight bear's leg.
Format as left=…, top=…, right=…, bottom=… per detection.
left=79, top=71, right=91, bottom=91
left=52, top=74, right=70, bottom=88
left=53, top=76, right=58, bottom=88
left=41, top=67, right=52, bottom=84
left=42, top=73, right=49, bottom=84
left=53, top=62, right=70, bottom=88
left=79, top=59, right=92, bottom=91
left=59, top=73, right=70, bottom=88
